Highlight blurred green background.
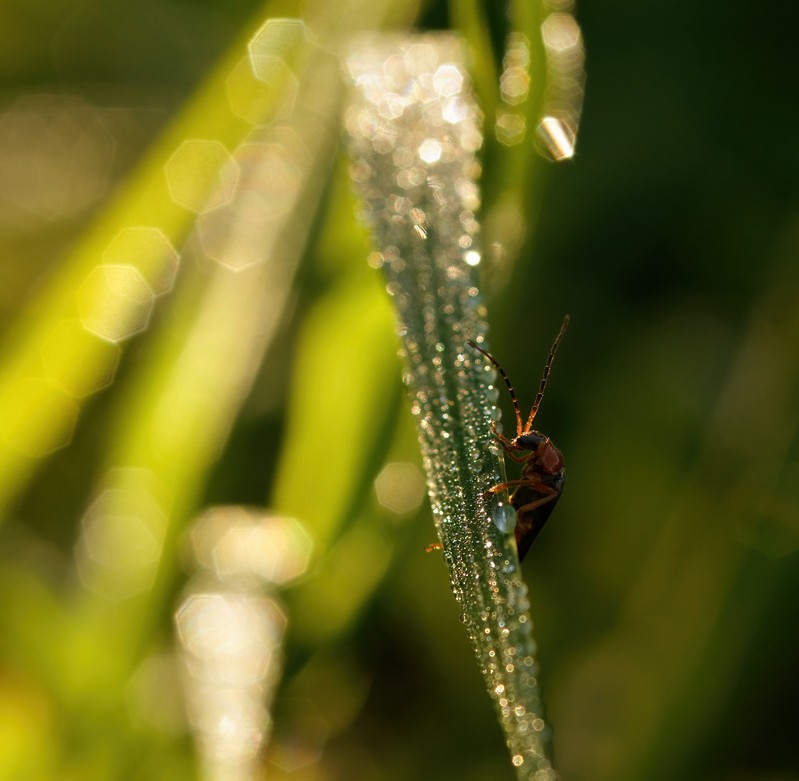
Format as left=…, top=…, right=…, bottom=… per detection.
left=1, top=1, right=798, bottom=780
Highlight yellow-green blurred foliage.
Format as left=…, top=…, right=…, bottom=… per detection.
left=0, top=1, right=797, bottom=780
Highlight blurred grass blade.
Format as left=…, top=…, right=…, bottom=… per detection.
left=345, top=34, right=557, bottom=779
left=55, top=0, right=423, bottom=717
left=0, top=3, right=309, bottom=518
left=65, top=32, right=345, bottom=681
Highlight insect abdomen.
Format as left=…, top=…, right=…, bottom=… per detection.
left=512, top=472, right=565, bottom=561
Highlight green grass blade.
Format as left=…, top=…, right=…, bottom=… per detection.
left=346, top=33, right=557, bottom=779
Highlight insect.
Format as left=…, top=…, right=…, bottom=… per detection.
left=468, top=314, right=569, bottom=561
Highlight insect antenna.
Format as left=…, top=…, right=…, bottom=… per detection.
left=467, top=339, right=524, bottom=437
left=523, top=314, right=570, bottom=433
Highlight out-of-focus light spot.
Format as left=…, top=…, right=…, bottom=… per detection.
left=0, top=377, right=78, bottom=457
left=126, top=652, right=186, bottom=734
left=498, top=33, right=530, bottom=107
left=441, top=96, right=469, bottom=124
left=538, top=12, right=585, bottom=160
left=248, top=19, right=308, bottom=106
left=164, top=140, right=240, bottom=214
left=41, top=319, right=120, bottom=398
left=374, top=462, right=425, bottom=515
left=464, top=250, right=481, bottom=266
left=541, top=12, right=582, bottom=53
left=226, top=55, right=298, bottom=126
left=179, top=508, right=312, bottom=778
left=495, top=110, right=527, bottom=146
left=402, top=42, right=439, bottom=77
left=176, top=590, right=286, bottom=777
left=102, top=227, right=180, bottom=296
left=536, top=116, right=576, bottom=161
left=76, top=264, right=155, bottom=342
left=418, top=138, right=442, bottom=164
left=247, top=17, right=308, bottom=73
left=500, top=67, right=530, bottom=105
left=75, top=469, right=166, bottom=600
left=432, top=63, right=464, bottom=96
left=196, top=139, right=305, bottom=270
left=376, top=92, right=408, bottom=121
left=0, top=94, right=114, bottom=230
left=455, top=178, right=480, bottom=212
left=196, top=203, right=263, bottom=271
left=189, top=506, right=313, bottom=585
left=176, top=593, right=285, bottom=684
left=81, top=500, right=162, bottom=575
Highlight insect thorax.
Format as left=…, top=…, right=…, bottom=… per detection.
left=514, top=431, right=548, bottom=451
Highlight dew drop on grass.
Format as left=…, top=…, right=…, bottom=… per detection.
left=493, top=502, right=517, bottom=534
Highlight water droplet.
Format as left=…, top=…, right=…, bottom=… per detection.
left=493, top=502, right=516, bottom=534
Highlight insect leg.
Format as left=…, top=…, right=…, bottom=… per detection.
left=484, top=477, right=537, bottom=495
left=512, top=488, right=559, bottom=516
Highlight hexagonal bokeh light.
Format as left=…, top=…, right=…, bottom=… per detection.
left=495, top=109, right=527, bottom=147
left=248, top=18, right=308, bottom=80
left=189, top=506, right=312, bottom=585
left=373, top=461, right=426, bottom=515
left=164, top=140, right=240, bottom=215
left=101, top=226, right=180, bottom=296
left=76, top=264, right=155, bottom=343
left=75, top=468, right=167, bottom=600
left=176, top=591, right=286, bottom=779
left=196, top=137, right=306, bottom=271
left=0, top=94, right=114, bottom=229
left=177, top=506, right=313, bottom=781
left=538, top=10, right=585, bottom=161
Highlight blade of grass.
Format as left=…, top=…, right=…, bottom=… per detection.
left=346, top=33, right=558, bottom=779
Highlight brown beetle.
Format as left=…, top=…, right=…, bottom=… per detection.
left=468, top=315, right=569, bottom=560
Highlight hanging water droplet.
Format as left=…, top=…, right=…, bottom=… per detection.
left=467, top=456, right=484, bottom=474
left=493, top=502, right=516, bottom=534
